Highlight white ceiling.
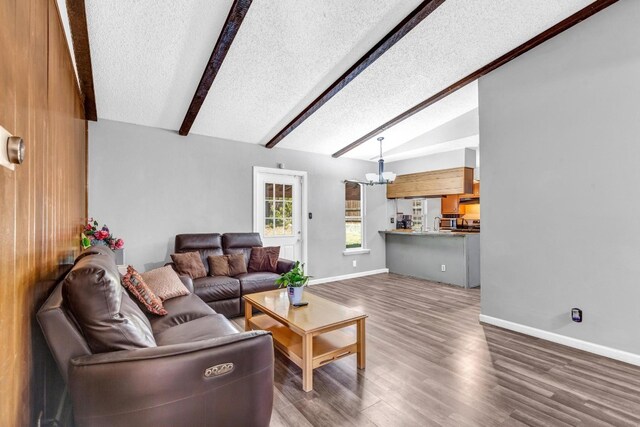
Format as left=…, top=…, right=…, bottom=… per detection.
left=68, top=0, right=594, bottom=161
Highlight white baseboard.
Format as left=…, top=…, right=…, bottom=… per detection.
left=479, top=314, right=640, bottom=367
left=309, top=268, right=389, bottom=286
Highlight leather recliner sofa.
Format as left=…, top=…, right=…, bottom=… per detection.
left=172, top=233, right=294, bottom=317
left=37, top=245, right=274, bottom=427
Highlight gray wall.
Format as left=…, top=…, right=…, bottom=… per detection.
left=88, top=120, right=387, bottom=279
left=480, top=0, right=640, bottom=354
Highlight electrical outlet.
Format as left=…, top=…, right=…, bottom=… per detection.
left=390, top=217, right=395, bottom=224
left=352, top=260, right=357, bottom=268
left=571, top=308, right=582, bottom=322
left=441, top=264, right=446, bottom=272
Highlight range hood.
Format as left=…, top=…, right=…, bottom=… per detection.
left=459, top=196, right=480, bottom=205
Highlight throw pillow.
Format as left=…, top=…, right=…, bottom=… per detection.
left=121, top=266, right=167, bottom=316
left=227, top=253, right=247, bottom=276
left=208, top=255, right=230, bottom=276
left=141, top=265, right=190, bottom=301
left=248, top=246, right=280, bottom=273
left=170, top=251, right=207, bottom=279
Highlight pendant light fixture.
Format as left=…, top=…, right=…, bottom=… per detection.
left=364, top=137, right=396, bottom=185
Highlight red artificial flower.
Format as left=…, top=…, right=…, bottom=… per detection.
left=114, top=239, right=124, bottom=250
left=94, top=230, right=109, bottom=240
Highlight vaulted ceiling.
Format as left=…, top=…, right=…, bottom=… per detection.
left=59, top=0, right=603, bottom=161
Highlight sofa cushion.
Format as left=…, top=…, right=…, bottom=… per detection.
left=148, top=293, right=216, bottom=335
left=142, top=266, right=191, bottom=301
left=248, top=247, right=280, bottom=273
left=237, top=272, right=281, bottom=295
left=227, top=253, right=247, bottom=276
left=121, top=265, right=167, bottom=316
left=222, top=233, right=263, bottom=269
left=207, top=255, right=230, bottom=276
left=154, top=314, right=238, bottom=346
left=170, top=251, right=207, bottom=279
left=193, top=276, right=241, bottom=302
left=175, top=233, right=223, bottom=275
left=63, top=252, right=156, bottom=353
left=206, top=298, right=241, bottom=318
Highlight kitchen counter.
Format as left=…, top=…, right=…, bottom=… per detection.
left=382, top=230, right=480, bottom=288
left=379, top=230, right=479, bottom=237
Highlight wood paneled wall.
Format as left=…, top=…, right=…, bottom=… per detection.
left=0, top=0, right=87, bottom=425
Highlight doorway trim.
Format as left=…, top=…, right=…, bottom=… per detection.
left=253, top=166, right=308, bottom=270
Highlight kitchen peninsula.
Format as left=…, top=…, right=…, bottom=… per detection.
left=381, top=231, right=480, bottom=288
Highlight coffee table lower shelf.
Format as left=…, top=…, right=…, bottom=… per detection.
left=247, top=314, right=357, bottom=370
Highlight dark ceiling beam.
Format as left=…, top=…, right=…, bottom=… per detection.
left=332, top=0, right=619, bottom=158
left=179, top=0, right=252, bottom=136
left=264, top=0, right=445, bottom=149
left=66, top=0, right=97, bottom=121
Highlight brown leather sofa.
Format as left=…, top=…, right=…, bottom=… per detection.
left=172, top=233, right=294, bottom=317
left=37, top=245, right=274, bottom=427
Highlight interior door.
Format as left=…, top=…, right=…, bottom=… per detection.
left=255, top=172, right=302, bottom=262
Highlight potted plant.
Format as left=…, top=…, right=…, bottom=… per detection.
left=275, top=261, right=310, bottom=305
left=81, top=218, right=125, bottom=263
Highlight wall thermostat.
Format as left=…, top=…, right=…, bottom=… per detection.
left=571, top=308, right=582, bottom=323
left=0, top=125, right=25, bottom=170
left=7, top=136, right=25, bottom=165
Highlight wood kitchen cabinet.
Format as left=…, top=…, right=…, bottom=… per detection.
left=460, top=181, right=480, bottom=199
left=442, top=182, right=478, bottom=215
left=441, top=195, right=462, bottom=214
left=386, top=167, right=473, bottom=199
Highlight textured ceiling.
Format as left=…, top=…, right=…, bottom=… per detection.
left=85, top=0, right=235, bottom=131
left=78, top=0, right=593, bottom=160
left=345, top=81, right=478, bottom=161
left=277, top=0, right=592, bottom=159
left=189, top=0, right=422, bottom=143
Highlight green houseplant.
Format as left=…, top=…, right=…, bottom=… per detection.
left=275, top=261, right=310, bottom=305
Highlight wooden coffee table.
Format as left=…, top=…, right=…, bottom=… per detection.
left=244, top=289, right=367, bottom=392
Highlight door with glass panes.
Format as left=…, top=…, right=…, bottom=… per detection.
left=255, top=172, right=302, bottom=262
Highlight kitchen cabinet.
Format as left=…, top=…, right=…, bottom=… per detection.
left=441, top=195, right=463, bottom=214
left=460, top=181, right=480, bottom=199
left=386, top=167, right=473, bottom=199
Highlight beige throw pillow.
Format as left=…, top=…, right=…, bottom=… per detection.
left=141, top=266, right=190, bottom=301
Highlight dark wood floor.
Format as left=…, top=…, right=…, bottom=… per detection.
left=235, top=273, right=640, bottom=426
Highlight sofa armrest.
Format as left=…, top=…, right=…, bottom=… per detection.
left=68, top=331, right=274, bottom=427
left=178, top=275, right=194, bottom=293
left=276, top=258, right=296, bottom=274
left=164, top=262, right=194, bottom=293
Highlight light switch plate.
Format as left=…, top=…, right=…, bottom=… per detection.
left=0, top=125, right=15, bottom=171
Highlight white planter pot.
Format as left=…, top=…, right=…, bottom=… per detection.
left=287, top=286, right=304, bottom=305
left=113, top=248, right=125, bottom=265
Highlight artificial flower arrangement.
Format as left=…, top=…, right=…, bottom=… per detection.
left=81, top=218, right=124, bottom=250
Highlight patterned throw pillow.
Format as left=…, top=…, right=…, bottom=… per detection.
left=248, top=246, right=280, bottom=273
left=141, top=265, right=190, bottom=301
left=227, top=253, right=247, bottom=276
left=208, top=255, right=230, bottom=276
left=170, top=251, right=207, bottom=279
left=121, top=265, right=168, bottom=316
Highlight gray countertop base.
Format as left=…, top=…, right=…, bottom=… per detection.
left=384, top=232, right=480, bottom=288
